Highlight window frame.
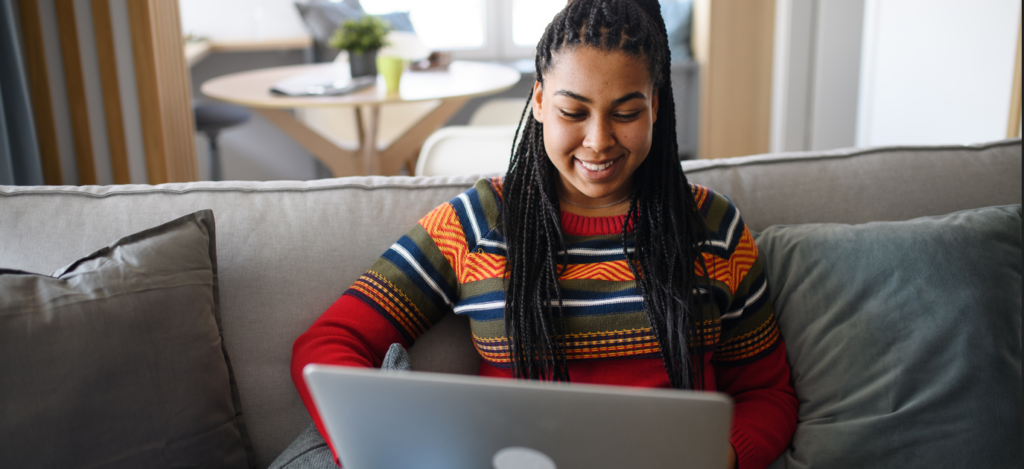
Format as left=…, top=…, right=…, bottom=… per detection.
left=445, top=0, right=558, bottom=61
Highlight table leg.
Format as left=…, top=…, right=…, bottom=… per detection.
left=354, top=107, right=365, bottom=149
left=360, top=105, right=381, bottom=176
left=254, top=108, right=362, bottom=177
left=379, top=97, right=471, bottom=176
left=259, top=97, right=471, bottom=177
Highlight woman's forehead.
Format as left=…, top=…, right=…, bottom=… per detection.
left=544, top=46, right=654, bottom=96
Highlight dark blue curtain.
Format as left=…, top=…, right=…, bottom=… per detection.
left=1, top=0, right=43, bottom=185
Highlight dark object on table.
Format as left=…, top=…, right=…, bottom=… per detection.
left=194, top=102, right=250, bottom=181
left=270, top=75, right=376, bottom=97
left=348, top=50, right=378, bottom=77
left=410, top=51, right=451, bottom=71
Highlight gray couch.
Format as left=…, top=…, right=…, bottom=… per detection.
left=1, top=139, right=1020, bottom=468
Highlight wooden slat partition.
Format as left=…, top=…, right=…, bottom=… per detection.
left=1009, top=17, right=1021, bottom=139
left=54, top=0, right=96, bottom=184
left=16, top=0, right=62, bottom=184
left=692, top=0, right=776, bottom=159
left=90, top=0, right=129, bottom=184
left=127, top=0, right=197, bottom=183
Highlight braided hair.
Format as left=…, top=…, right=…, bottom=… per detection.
left=502, top=0, right=710, bottom=389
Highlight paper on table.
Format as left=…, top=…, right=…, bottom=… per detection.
left=270, top=67, right=375, bottom=96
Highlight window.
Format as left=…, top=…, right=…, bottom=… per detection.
left=361, top=0, right=487, bottom=51
left=509, top=0, right=566, bottom=52
left=360, top=0, right=567, bottom=61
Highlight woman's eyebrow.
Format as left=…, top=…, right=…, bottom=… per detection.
left=553, top=90, right=648, bottom=105
left=613, top=92, right=647, bottom=104
left=555, top=90, right=591, bottom=103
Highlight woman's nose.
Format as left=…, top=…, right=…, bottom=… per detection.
left=582, top=116, right=616, bottom=154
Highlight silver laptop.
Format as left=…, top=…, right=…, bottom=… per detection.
left=303, top=364, right=733, bottom=469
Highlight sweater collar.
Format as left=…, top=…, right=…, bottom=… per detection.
left=560, top=211, right=631, bottom=236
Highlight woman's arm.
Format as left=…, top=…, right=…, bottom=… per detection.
left=291, top=293, right=411, bottom=458
left=290, top=192, right=474, bottom=462
left=710, top=240, right=798, bottom=469
left=695, top=187, right=798, bottom=469
left=716, top=342, right=797, bottom=469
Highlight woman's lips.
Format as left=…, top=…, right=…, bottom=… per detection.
left=574, top=156, right=620, bottom=176
left=578, top=159, right=614, bottom=171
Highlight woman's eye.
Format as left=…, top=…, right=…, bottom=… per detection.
left=615, top=111, right=641, bottom=120
left=559, top=110, right=586, bottom=119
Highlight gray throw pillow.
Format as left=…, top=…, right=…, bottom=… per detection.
left=0, top=210, right=252, bottom=469
left=755, top=205, right=1022, bottom=468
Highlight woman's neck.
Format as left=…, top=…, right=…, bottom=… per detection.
left=558, top=195, right=631, bottom=217
left=556, top=178, right=632, bottom=217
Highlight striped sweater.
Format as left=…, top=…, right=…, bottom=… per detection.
left=292, top=177, right=797, bottom=469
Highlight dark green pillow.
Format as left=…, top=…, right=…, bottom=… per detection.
left=755, top=205, right=1022, bottom=468
left=0, top=210, right=252, bottom=468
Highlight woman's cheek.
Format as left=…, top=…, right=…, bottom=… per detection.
left=545, top=126, right=576, bottom=160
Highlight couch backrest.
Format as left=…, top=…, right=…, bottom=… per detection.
left=0, top=139, right=1019, bottom=468
left=682, top=139, right=1022, bottom=231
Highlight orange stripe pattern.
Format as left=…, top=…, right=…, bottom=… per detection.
left=715, top=316, right=780, bottom=362
left=349, top=271, right=430, bottom=340
left=418, top=202, right=469, bottom=282
left=560, top=260, right=636, bottom=281
left=473, top=319, right=725, bottom=365
left=463, top=253, right=507, bottom=282
left=691, top=184, right=710, bottom=208
left=698, top=228, right=759, bottom=294
left=474, top=328, right=662, bottom=363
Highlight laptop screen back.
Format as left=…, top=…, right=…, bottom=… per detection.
left=304, top=365, right=732, bottom=469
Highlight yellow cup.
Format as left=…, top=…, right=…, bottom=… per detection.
left=376, top=55, right=408, bottom=93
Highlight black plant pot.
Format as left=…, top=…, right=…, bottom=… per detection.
left=349, top=50, right=378, bottom=78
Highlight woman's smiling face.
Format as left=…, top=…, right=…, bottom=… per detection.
left=532, top=46, right=658, bottom=212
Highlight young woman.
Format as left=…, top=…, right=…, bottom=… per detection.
left=291, top=1, right=797, bottom=468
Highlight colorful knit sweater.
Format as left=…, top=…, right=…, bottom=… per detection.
left=292, top=177, right=798, bottom=469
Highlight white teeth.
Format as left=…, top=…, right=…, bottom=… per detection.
left=579, top=159, right=613, bottom=171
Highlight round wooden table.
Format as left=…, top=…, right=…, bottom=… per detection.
left=201, top=61, right=521, bottom=176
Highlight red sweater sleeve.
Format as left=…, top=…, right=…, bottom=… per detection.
left=290, top=293, right=409, bottom=464
left=716, top=341, right=798, bottom=469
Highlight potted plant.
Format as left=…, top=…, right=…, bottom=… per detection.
left=329, top=16, right=392, bottom=78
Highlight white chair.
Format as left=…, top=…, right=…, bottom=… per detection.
left=468, top=98, right=530, bottom=126
left=415, top=125, right=519, bottom=176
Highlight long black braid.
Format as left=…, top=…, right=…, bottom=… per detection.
left=502, top=0, right=711, bottom=389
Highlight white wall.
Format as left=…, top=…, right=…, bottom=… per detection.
left=771, top=0, right=866, bottom=153
left=807, top=0, right=864, bottom=151
left=857, top=0, right=1020, bottom=147
left=178, top=0, right=308, bottom=40
left=770, top=0, right=814, bottom=153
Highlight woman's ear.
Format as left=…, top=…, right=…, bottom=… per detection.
left=531, top=80, right=545, bottom=123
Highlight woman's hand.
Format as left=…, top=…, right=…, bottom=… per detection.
left=726, top=443, right=737, bottom=468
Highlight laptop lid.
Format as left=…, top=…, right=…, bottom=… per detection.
left=303, top=364, right=733, bottom=469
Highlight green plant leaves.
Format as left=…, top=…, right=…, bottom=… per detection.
left=328, top=16, right=392, bottom=54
